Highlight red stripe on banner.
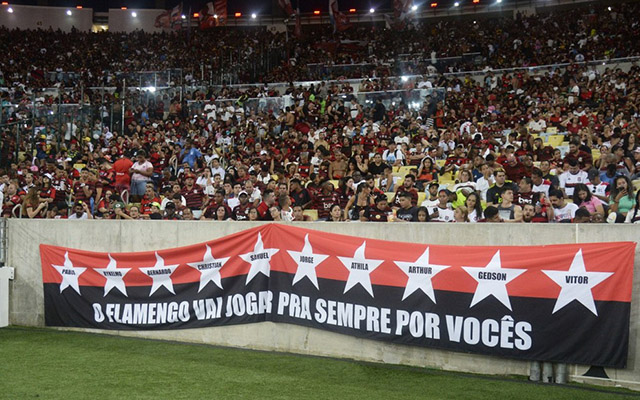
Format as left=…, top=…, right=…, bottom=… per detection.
left=40, top=224, right=635, bottom=302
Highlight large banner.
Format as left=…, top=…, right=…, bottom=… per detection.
left=40, top=224, right=635, bottom=368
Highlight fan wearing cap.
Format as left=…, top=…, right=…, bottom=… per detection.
left=181, top=173, right=205, bottom=211
left=231, top=191, right=252, bottom=221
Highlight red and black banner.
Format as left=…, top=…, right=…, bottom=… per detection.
left=40, top=224, right=635, bottom=368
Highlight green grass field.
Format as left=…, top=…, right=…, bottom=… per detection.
left=0, top=327, right=637, bottom=399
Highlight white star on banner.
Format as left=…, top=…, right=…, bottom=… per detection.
left=95, top=254, right=131, bottom=297
left=462, top=251, right=526, bottom=311
left=139, top=252, right=180, bottom=296
left=394, top=247, right=450, bottom=302
left=286, top=234, right=330, bottom=290
left=239, top=232, right=279, bottom=285
left=187, top=245, right=230, bottom=292
left=52, top=251, right=86, bottom=295
left=542, top=249, right=613, bottom=316
left=338, top=242, right=384, bottom=297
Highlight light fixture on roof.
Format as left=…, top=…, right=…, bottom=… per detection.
left=454, top=2, right=459, bottom=6
left=313, top=10, right=320, bottom=15
left=66, top=9, right=72, bottom=15
left=608, top=6, right=612, bottom=11
left=412, top=4, right=418, bottom=11
left=181, top=14, right=186, bottom=19
left=214, top=14, right=218, bottom=18
left=251, top=13, right=256, bottom=19
left=401, top=76, right=408, bottom=82
left=496, top=0, right=502, bottom=3
left=369, top=8, right=375, bottom=13
left=76, top=5, right=82, bottom=9
left=131, top=11, right=137, bottom=17
left=7, top=6, right=12, bottom=12
left=121, top=6, right=127, bottom=9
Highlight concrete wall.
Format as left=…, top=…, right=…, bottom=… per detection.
left=107, top=8, right=168, bottom=33
left=0, top=5, right=93, bottom=32
left=5, top=220, right=640, bottom=389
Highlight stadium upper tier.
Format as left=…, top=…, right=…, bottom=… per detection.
left=1, top=1, right=639, bottom=87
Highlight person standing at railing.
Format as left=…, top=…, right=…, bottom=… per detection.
left=128, top=151, right=153, bottom=203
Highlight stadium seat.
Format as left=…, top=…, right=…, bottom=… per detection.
left=417, top=192, right=426, bottom=205
left=385, top=192, right=395, bottom=203
left=546, top=127, right=558, bottom=134
left=303, top=209, right=318, bottom=221
left=547, top=135, right=565, bottom=148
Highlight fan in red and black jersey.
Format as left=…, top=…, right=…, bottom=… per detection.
left=231, top=191, right=252, bottom=221
left=312, top=181, right=341, bottom=220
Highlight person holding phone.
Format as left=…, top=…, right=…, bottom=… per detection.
left=609, top=176, right=636, bottom=218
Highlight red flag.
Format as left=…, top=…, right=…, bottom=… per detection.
left=278, top=0, right=295, bottom=16
left=329, top=0, right=351, bottom=32
left=393, top=0, right=412, bottom=29
left=199, top=2, right=217, bottom=30
left=170, top=3, right=183, bottom=30
left=214, top=0, right=227, bottom=26
left=154, top=10, right=171, bottom=29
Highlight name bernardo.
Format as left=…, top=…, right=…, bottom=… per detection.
left=147, top=269, right=172, bottom=276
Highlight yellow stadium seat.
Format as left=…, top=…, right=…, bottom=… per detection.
left=547, top=135, right=565, bottom=148
left=546, top=127, right=558, bottom=134
left=329, top=179, right=339, bottom=188
left=303, top=209, right=318, bottom=221
left=439, top=172, right=454, bottom=182
left=385, top=192, right=395, bottom=203
left=417, top=192, right=426, bottom=205
left=632, top=180, right=640, bottom=192
left=436, top=160, right=446, bottom=168
left=591, top=149, right=601, bottom=162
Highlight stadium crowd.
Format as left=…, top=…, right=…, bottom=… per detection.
left=1, top=2, right=640, bottom=224
left=0, top=1, right=639, bottom=89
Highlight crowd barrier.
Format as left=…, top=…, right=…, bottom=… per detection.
left=4, top=219, right=639, bottom=390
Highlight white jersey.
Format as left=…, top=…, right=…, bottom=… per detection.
left=432, top=207, right=455, bottom=222
left=587, top=182, right=609, bottom=198
left=553, top=203, right=579, bottom=222
left=559, top=171, right=588, bottom=196
left=532, top=179, right=553, bottom=198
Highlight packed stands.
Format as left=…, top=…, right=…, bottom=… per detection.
left=1, top=0, right=639, bottom=223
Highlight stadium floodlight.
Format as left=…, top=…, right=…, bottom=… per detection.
left=412, top=5, right=418, bottom=11
left=145, top=87, right=156, bottom=93
left=401, top=76, right=408, bottom=82
left=181, top=14, right=186, bottom=19
left=131, top=11, right=137, bottom=17
left=454, top=2, right=459, bottom=6
left=66, top=9, right=72, bottom=15
left=7, top=7, right=13, bottom=13
left=607, top=6, right=612, bottom=11
left=369, top=8, right=375, bottom=13
left=496, top=0, right=502, bottom=3
left=214, top=14, right=218, bottom=18
left=251, top=13, right=256, bottom=19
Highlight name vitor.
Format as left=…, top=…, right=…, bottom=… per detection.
left=197, top=262, right=222, bottom=271
left=148, top=269, right=172, bottom=275
left=62, top=269, right=76, bottom=275
left=566, top=276, right=588, bottom=284
left=477, top=272, right=507, bottom=281
left=408, top=266, right=433, bottom=274
left=250, top=253, right=269, bottom=261
left=351, top=262, right=369, bottom=270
